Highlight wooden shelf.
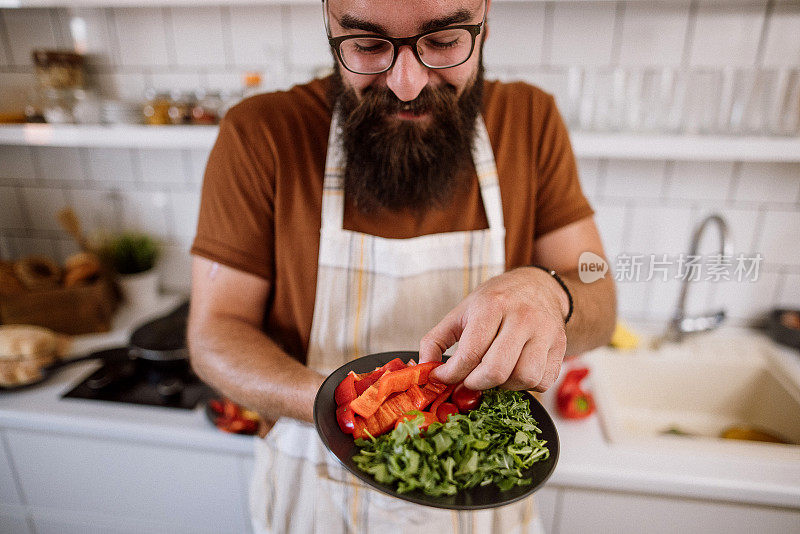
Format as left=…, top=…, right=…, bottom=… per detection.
left=2, top=124, right=798, bottom=162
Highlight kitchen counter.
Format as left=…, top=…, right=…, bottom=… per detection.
left=1, top=310, right=799, bottom=511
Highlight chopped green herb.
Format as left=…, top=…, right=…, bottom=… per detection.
left=351, top=389, right=549, bottom=496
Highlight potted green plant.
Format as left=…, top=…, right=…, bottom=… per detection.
left=98, top=232, right=161, bottom=309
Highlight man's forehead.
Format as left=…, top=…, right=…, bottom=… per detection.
left=329, top=0, right=483, bottom=35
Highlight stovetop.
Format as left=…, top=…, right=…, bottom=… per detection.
left=62, top=348, right=216, bottom=410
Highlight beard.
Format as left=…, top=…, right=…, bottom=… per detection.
left=328, top=62, right=484, bottom=213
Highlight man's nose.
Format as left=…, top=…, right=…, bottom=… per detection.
left=385, top=45, right=429, bottom=102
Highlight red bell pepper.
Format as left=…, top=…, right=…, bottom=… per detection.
left=556, top=367, right=595, bottom=420
left=334, top=372, right=358, bottom=406
left=336, top=404, right=356, bottom=434
left=429, top=384, right=455, bottom=414
left=354, top=358, right=406, bottom=395
left=349, top=362, right=442, bottom=419
left=353, top=380, right=448, bottom=439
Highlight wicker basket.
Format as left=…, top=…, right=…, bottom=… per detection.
left=0, top=277, right=119, bottom=335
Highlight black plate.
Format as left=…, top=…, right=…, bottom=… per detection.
left=313, top=351, right=559, bottom=510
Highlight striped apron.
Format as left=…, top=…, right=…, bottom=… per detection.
left=249, top=111, right=544, bottom=534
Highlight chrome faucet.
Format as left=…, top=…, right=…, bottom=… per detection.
left=657, top=214, right=733, bottom=346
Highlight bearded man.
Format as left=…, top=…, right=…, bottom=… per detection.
left=188, top=0, right=616, bottom=532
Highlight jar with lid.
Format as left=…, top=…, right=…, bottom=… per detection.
left=168, top=91, right=195, bottom=125
left=32, top=50, right=86, bottom=90
left=142, top=89, right=171, bottom=125
left=191, top=91, right=222, bottom=125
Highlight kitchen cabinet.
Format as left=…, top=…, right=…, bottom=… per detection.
left=554, top=487, right=800, bottom=534
left=1, top=124, right=799, bottom=162
left=2, top=428, right=253, bottom=534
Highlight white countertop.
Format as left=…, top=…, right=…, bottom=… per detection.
left=1, top=308, right=798, bottom=508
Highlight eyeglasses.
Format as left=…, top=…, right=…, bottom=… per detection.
left=322, top=0, right=487, bottom=75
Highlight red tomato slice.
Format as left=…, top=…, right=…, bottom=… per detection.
left=452, top=383, right=482, bottom=413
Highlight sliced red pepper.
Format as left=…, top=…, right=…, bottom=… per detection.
left=334, top=372, right=358, bottom=406
left=354, top=358, right=406, bottom=395
left=556, top=367, right=595, bottom=419
left=336, top=404, right=356, bottom=434
left=350, top=362, right=442, bottom=419
left=429, top=383, right=455, bottom=414
left=353, top=380, right=448, bottom=439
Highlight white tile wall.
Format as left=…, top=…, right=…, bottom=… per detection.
left=734, top=162, right=800, bottom=204
left=757, top=210, right=800, bottom=266
left=113, top=8, right=171, bottom=67
left=483, top=3, right=545, bottom=67
left=0, top=1, right=798, bottom=316
left=762, top=2, right=800, bottom=68
left=689, top=1, right=767, bottom=67
left=228, top=5, right=284, bottom=67
left=0, top=146, right=37, bottom=182
left=549, top=3, right=616, bottom=66
left=667, top=161, right=734, bottom=201
left=35, top=147, right=84, bottom=184
left=170, top=7, right=227, bottom=67
left=0, top=187, right=25, bottom=230
left=2, top=8, right=62, bottom=66
left=618, top=1, right=690, bottom=67
left=19, top=187, right=68, bottom=232
left=602, top=160, right=666, bottom=199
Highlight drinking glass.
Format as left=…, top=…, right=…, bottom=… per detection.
left=769, top=69, right=800, bottom=136
left=682, top=69, right=723, bottom=135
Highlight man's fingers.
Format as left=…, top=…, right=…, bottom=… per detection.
left=431, top=311, right=502, bottom=384
left=462, top=322, right=527, bottom=391
left=418, top=305, right=466, bottom=364
left=532, top=332, right=566, bottom=392
left=500, top=336, right=550, bottom=391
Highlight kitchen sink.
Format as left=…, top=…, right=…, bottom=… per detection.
left=589, top=331, right=800, bottom=458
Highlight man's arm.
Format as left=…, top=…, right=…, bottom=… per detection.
left=187, top=256, right=324, bottom=424
left=419, top=216, right=616, bottom=392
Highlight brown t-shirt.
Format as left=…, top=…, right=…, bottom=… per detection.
left=191, top=77, right=593, bottom=363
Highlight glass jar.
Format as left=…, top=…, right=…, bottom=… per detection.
left=142, top=90, right=171, bottom=125
left=191, top=91, right=222, bottom=125
left=32, top=50, right=86, bottom=90
left=168, top=91, right=194, bottom=125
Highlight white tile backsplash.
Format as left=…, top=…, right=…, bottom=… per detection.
left=602, top=160, right=666, bottom=199
left=137, top=149, right=186, bottom=184
left=689, top=1, right=767, bottom=67
left=734, top=162, right=800, bottom=204
left=170, top=190, right=200, bottom=239
left=0, top=146, right=37, bottom=182
left=35, top=147, right=85, bottom=184
left=68, top=8, right=117, bottom=66
left=618, top=1, right=690, bottom=67
left=668, top=161, right=734, bottom=201
left=0, top=187, right=25, bottom=230
left=228, top=5, right=284, bottom=66
left=170, top=7, right=227, bottom=67
left=776, top=273, right=800, bottom=309
left=0, top=1, right=798, bottom=321
left=483, top=3, right=545, bottom=67
left=113, top=8, right=171, bottom=67
left=120, top=190, right=170, bottom=237
left=757, top=210, right=800, bottom=266
left=709, top=270, right=780, bottom=321
left=627, top=204, right=693, bottom=256
left=19, top=187, right=68, bottom=231
left=762, top=2, right=800, bottom=68
left=287, top=5, right=329, bottom=69
left=3, top=8, right=61, bottom=66
left=86, top=148, right=138, bottom=184
left=550, top=3, right=616, bottom=67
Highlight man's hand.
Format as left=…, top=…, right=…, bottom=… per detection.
left=418, top=267, right=569, bottom=392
